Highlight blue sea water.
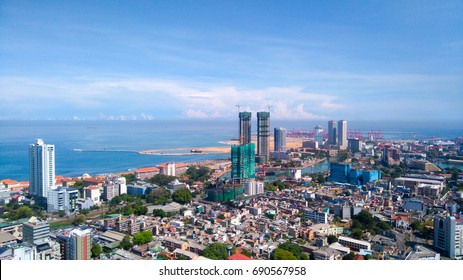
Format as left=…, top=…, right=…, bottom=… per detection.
left=1, top=120, right=462, bottom=181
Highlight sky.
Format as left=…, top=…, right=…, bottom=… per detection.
left=0, top=0, right=462, bottom=121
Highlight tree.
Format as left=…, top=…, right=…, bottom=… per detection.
left=273, top=248, right=297, bottom=260
left=153, top=208, right=167, bottom=218
left=145, top=187, right=171, bottom=205
left=73, top=214, right=87, bottom=226
left=121, top=173, right=137, bottom=184
left=377, top=221, right=392, bottom=230
left=134, top=205, right=148, bottom=215
left=109, top=196, right=122, bottom=206
left=119, top=235, right=132, bottom=250
left=132, top=230, right=153, bottom=245
left=351, top=228, right=363, bottom=240
left=327, top=235, right=338, bottom=244
left=203, top=243, right=234, bottom=260
left=172, top=188, right=193, bottom=204
left=276, top=242, right=308, bottom=260
left=410, top=221, right=423, bottom=231
left=91, top=243, right=102, bottom=258
left=241, top=248, right=252, bottom=258
left=185, top=166, right=211, bottom=184
left=149, top=174, right=176, bottom=186
left=264, top=184, right=277, bottom=192
left=15, top=206, right=34, bottom=219
left=342, top=252, right=356, bottom=260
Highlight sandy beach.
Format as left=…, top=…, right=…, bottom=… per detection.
left=139, top=136, right=305, bottom=155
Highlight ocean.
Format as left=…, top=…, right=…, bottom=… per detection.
left=1, top=120, right=462, bottom=181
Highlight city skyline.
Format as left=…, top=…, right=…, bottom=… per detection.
left=0, top=1, right=462, bottom=121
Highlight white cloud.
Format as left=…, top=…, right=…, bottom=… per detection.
left=184, top=109, right=208, bottom=118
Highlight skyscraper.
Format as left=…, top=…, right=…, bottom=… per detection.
left=231, top=144, right=256, bottom=182
left=58, top=228, right=92, bottom=260
left=327, top=120, right=337, bottom=146
left=338, top=120, right=348, bottom=149
left=29, top=139, right=55, bottom=205
left=257, top=112, right=270, bottom=163
left=434, top=214, right=463, bottom=259
left=314, top=125, right=323, bottom=147
left=274, top=127, right=287, bottom=152
left=239, top=112, right=252, bottom=145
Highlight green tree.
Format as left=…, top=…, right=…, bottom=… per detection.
left=73, top=214, right=87, bottom=226
left=327, top=235, right=338, bottom=244
left=119, top=235, right=132, bottom=250
left=109, top=196, right=122, bottom=206
left=241, top=248, right=252, bottom=258
left=410, top=221, right=423, bottom=231
left=342, top=252, right=356, bottom=260
left=149, top=174, right=177, bottom=186
left=134, top=205, right=148, bottom=215
left=277, top=242, right=308, bottom=260
left=264, top=183, right=277, bottom=192
left=171, top=188, right=193, bottom=204
left=15, top=206, right=34, bottom=219
left=203, top=243, right=234, bottom=260
left=91, top=243, right=102, bottom=258
left=351, top=228, right=363, bottom=240
left=153, top=208, right=167, bottom=218
left=185, top=166, right=211, bottom=184
left=273, top=248, right=297, bottom=260
left=132, top=230, right=153, bottom=245
left=146, top=187, right=171, bottom=205
left=377, top=221, right=392, bottom=230
left=121, top=173, right=137, bottom=184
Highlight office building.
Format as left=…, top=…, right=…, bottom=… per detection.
left=327, top=120, right=337, bottom=146
left=58, top=228, right=92, bottom=260
left=338, top=120, right=347, bottom=149
left=434, top=214, right=463, bottom=259
left=257, top=112, right=270, bottom=163
left=348, top=138, right=362, bottom=153
left=274, top=127, right=286, bottom=152
left=239, top=112, right=252, bottom=145
left=314, top=125, right=324, bottom=147
left=29, top=139, right=55, bottom=205
left=47, top=187, right=78, bottom=214
left=22, top=217, right=50, bottom=245
left=243, top=179, right=264, bottom=196
left=231, top=144, right=256, bottom=182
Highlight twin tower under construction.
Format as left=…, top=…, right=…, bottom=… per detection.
left=231, top=111, right=270, bottom=182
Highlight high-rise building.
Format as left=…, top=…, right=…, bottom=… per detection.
left=58, top=228, right=92, bottom=260
left=231, top=144, right=256, bottom=182
left=47, top=186, right=78, bottom=214
left=243, top=179, right=264, bottom=196
left=239, top=112, right=252, bottom=145
left=338, top=120, right=347, bottom=149
left=314, top=125, right=324, bottom=147
left=274, top=127, right=287, bottom=152
left=434, top=214, right=463, bottom=259
left=327, top=121, right=337, bottom=146
left=29, top=139, right=55, bottom=205
left=22, top=217, right=50, bottom=245
left=257, top=112, right=270, bottom=163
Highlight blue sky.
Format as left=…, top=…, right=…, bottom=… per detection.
left=0, top=0, right=462, bottom=121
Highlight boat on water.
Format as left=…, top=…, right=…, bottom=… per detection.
left=190, top=149, right=203, bottom=153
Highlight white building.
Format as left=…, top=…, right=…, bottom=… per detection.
left=314, top=125, right=323, bottom=147
left=338, top=236, right=371, bottom=251
left=337, top=120, right=347, bottom=149
left=84, top=185, right=101, bottom=205
left=243, top=180, right=264, bottom=196
left=167, top=162, right=176, bottom=176
left=29, top=139, right=55, bottom=203
left=47, top=187, right=79, bottom=214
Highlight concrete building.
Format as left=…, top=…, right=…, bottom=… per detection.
left=257, top=112, right=270, bottom=164
left=314, top=125, right=323, bottom=147
left=47, top=187, right=78, bottom=214
left=338, top=236, right=371, bottom=251
left=84, top=185, right=101, bottom=205
left=58, top=228, right=92, bottom=260
left=337, top=120, right=347, bottom=149
left=272, top=127, right=287, bottom=160
left=29, top=139, right=55, bottom=206
left=239, top=112, right=252, bottom=145
left=243, top=180, right=264, bottom=196
left=22, top=217, right=50, bottom=245
left=231, top=144, right=256, bottom=182
left=303, top=209, right=329, bottom=224
left=348, top=138, right=362, bottom=153
left=327, top=120, right=337, bottom=146
left=434, top=215, right=463, bottom=259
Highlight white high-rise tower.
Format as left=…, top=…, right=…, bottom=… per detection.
left=29, top=139, right=55, bottom=201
